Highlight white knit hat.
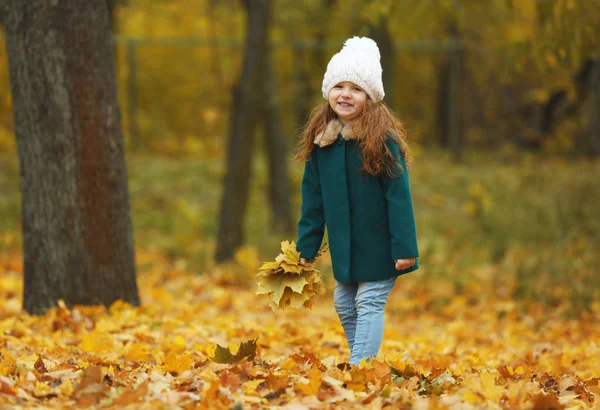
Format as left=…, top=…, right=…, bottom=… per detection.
left=322, top=36, right=385, bottom=102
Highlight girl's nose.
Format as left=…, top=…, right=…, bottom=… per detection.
left=341, top=87, right=351, bottom=97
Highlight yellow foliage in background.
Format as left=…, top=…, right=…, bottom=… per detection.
left=0, top=2, right=598, bottom=156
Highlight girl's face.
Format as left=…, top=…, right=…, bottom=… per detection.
left=328, top=81, right=368, bottom=124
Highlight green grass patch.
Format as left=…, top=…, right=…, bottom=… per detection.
left=0, top=149, right=598, bottom=311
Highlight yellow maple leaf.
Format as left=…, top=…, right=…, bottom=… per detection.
left=33, top=381, right=54, bottom=398
left=280, top=287, right=310, bottom=309
left=80, top=330, right=114, bottom=353
left=463, top=389, right=483, bottom=404
left=109, top=299, right=135, bottom=315
left=162, top=335, right=187, bottom=353
left=257, top=267, right=284, bottom=278
left=258, top=261, right=281, bottom=272
left=256, top=239, right=327, bottom=310
left=256, top=275, right=308, bottom=304
left=280, top=240, right=300, bottom=263
left=242, top=379, right=265, bottom=396
left=280, top=261, right=306, bottom=274
left=346, top=368, right=368, bottom=392
left=124, top=342, right=152, bottom=362
left=163, top=351, right=193, bottom=375
left=0, top=349, right=16, bottom=376
left=479, top=371, right=505, bottom=402
left=59, top=379, right=74, bottom=397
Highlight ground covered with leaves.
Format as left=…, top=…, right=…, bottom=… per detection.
left=1, top=249, right=599, bottom=409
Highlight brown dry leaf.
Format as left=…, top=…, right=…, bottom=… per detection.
left=112, top=380, right=148, bottom=406
left=209, top=339, right=257, bottom=364
left=74, top=366, right=108, bottom=404
left=34, top=355, right=48, bottom=374
left=371, top=360, right=391, bottom=381
left=219, top=370, right=242, bottom=392
left=292, top=352, right=327, bottom=372
left=76, top=366, right=102, bottom=390
left=530, top=392, right=565, bottom=409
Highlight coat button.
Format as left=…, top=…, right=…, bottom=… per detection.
left=337, top=133, right=345, bottom=144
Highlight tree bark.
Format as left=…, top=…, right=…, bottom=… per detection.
left=437, top=20, right=463, bottom=160
left=448, top=37, right=464, bottom=162
left=588, top=60, right=599, bottom=157
left=436, top=51, right=451, bottom=149
left=0, top=2, right=8, bottom=26
left=295, top=0, right=336, bottom=127
left=294, top=46, right=312, bottom=128
left=368, top=17, right=394, bottom=108
left=107, top=0, right=116, bottom=31
left=263, top=61, right=293, bottom=234
left=4, top=0, right=139, bottom=314
left=215, top=0, right=270, bottom=262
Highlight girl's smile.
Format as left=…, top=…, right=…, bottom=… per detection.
left=328, top=82, right=367, bottom=124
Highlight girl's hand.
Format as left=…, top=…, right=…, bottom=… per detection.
left=395, top=258, right=415, bottom=271
left=300, top=257, right=315, bottom=265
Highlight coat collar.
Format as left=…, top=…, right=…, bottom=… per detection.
left=313, top=118, right=358, bottom=147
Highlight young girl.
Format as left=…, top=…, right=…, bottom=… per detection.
left=294, top=37, right=419, bottom=365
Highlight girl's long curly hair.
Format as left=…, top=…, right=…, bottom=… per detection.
left=293, top=99, right=413, bottom=177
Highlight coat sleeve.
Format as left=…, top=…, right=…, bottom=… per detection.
left=379, top=138, right=419, bottom=260
left=296, top=149, right=325, bottom=259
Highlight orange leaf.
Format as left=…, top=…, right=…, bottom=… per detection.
left=530, top=392, right=565, bottom=410
left=296, top=365, right=322, bottom=395
left=266, top=372, right=289, bottom=390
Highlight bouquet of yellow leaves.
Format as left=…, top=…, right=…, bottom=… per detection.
left=256, top=240, right=328, bottom=311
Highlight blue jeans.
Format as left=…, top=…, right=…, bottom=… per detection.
left=333, top=277, right=397, bottom=365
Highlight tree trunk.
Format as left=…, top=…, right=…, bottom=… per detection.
left=448, top=43, right=463, bottom=162
left=437, top=19, right=463, bottom=160
left=436, top=53, right=451, bottom=149
left=4, top=0, right=139, bottom=314
left=0, top=4, right=8, bottom=26
left=294, top=46, right=312, bottom=128
left=368, top=18, right=394, bottom=108
left=107, top=0, right=116, bottom=31
left=215, top=0, right=270, bottom=262
left=295, top=0, right=336, bottom=128
left=264, top=61, right=293, bottom=233
left=588, top=60, right=599, bottom=157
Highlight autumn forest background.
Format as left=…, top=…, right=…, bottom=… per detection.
left=0, top=0, right=599, bottom=409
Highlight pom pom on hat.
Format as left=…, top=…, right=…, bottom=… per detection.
left=322, top=36, right=385, bottom=102
left=343, top=37, right=381, bottom=59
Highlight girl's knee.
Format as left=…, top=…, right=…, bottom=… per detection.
left=334, top=299, right=356, bottom=316
left=354, top=296, right=386, bottom=314
left=354, top=278, right=396, bottom=311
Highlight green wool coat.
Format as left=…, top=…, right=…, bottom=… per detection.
left=296, top=120, right=419, bottom=284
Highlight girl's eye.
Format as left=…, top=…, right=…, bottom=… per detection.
left=353, top=87, right=362, bottom=92
left=334, top=85, right=342, bottom=88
